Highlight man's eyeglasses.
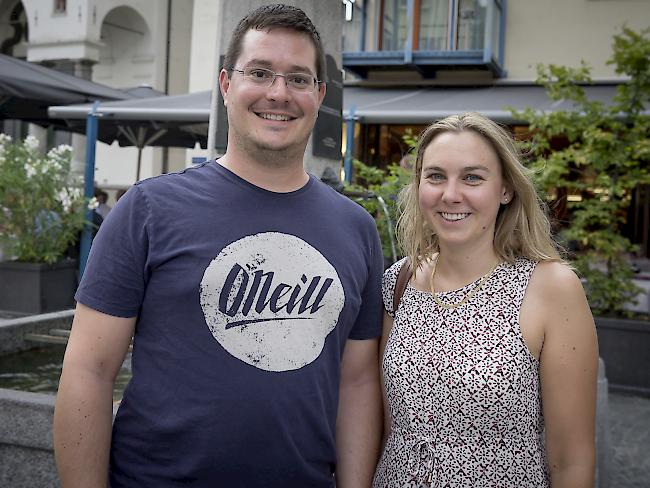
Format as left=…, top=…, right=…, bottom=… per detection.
left=231, top=67, right=321, bottom=92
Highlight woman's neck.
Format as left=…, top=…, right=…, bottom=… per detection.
left=434, top=241, right=500, bottom=291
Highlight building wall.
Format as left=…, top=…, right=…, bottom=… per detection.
left=342, top=0, right=650, bottom=84
left=505, top=0, right=650, bottom=81
left=11, top=0, right=194, bottom=189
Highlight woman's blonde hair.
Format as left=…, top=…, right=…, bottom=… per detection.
left=396, top=112, right=563, bottom=271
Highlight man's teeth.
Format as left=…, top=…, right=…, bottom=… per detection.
left=259, top=113, right=290, bottom=121
left=441, top=212, right=470, bottom=221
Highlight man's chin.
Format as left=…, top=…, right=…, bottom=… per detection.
left=249, top=138, right=308, bottom=157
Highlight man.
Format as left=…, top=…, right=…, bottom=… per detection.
left=94, top=190, right=112, bottom=220
left=54, top=4, right=383, bottom=487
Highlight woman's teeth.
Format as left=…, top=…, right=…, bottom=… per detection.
left=441, top=212, right=470, bottom=221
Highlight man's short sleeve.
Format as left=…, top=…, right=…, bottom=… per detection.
left=347, top=223, right=384, bottom=340
left=74, top=185, right=151, bottom=318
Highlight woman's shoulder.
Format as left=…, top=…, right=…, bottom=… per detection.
left=529, top=260, right=585, bottom=301
left=383, top=257, right=409, bottom=284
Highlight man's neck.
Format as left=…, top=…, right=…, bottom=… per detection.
left=218, top=147, right=309, bottom=193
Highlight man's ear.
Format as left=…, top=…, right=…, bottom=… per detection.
left=317, top=82, right=326, bottom=108
left=218, top=69, right=230, bottom=107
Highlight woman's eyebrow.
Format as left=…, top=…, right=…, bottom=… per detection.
left=463, top=165, right=490, bottom=172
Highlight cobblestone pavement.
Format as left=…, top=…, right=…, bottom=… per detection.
left=608, top=392, right=650, bottom=488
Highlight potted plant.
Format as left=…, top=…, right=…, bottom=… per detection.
left=0, top=134, right=90, bottom=314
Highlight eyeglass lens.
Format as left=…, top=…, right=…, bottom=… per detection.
left=241, top=67, right=316, bottom=91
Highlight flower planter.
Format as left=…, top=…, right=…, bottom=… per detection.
left=595, top=316, right=650, bottom=396
left=0, top=260, right=77, bottom=314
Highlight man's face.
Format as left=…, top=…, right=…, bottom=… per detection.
left=220, top=28, right=326, bottom=160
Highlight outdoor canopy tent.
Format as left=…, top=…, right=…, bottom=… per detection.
left=46, top=82, right=631, bottom=275
left=43, top=82, right=629, bottom=125
left=0, top=53, right=132, bottom=122
left=340, top=82, right=647, bottom=180
left=342, top=83, right=629, bottom=123
left=48, top=91, right=212, bottom=276
left=48, top=91, right=209, bottom=180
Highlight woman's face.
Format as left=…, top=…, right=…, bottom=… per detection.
left=418, top=130, right=511, bottom=251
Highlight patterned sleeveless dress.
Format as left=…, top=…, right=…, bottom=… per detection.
left=373, top=257, right=550, bottom=487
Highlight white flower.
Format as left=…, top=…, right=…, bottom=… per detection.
left=24, top=135, right=39, bottom=152
left=0, top=133, right=12, bottom=144
left=47, top=144, right=72, bottom=160
left=87, top=197, right=99, bottom=210
left=57, top=189, right=73, bottom=212
left=24, top=162, right=37, bottom=178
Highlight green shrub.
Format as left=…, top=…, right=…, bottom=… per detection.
left=0, top=135, right=89, bottom=264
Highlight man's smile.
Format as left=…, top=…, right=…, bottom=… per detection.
left=254, top=111, right=297, bottom=121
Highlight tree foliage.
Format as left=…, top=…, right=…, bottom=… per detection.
left=512, top=26, right=650, bottom=315
left=346, top=159, right=411, bottom=262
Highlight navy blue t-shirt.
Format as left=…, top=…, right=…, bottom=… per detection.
left=75, top=161, right=384, bottom=487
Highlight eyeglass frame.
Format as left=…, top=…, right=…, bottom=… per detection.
left=229, top=66, right=323, bottom=91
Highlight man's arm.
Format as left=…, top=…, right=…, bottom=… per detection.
left=335, top=337, right=382, bottom=488
left=54, top=303, right=136, bottom=488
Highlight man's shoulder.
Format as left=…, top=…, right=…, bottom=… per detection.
left=136, top=161, right=215, bottom=191
left=311, top=177, right=375, bottom=223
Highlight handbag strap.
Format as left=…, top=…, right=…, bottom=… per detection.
left=392, top=258, right=413, bottom=313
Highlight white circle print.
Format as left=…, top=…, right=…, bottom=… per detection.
left=200, top=232, right=344, bottom=372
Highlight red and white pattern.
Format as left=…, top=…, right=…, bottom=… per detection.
left=373, top=258, right=550, bottom=487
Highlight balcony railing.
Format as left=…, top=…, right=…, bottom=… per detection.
left=342, top=0, right=507, bottom=78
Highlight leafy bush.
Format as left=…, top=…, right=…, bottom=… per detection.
left=346, top=160, right=411, bottom=263
left=512, top=27, right=650, bottom=315
left=0, top=134, right=89, bottom=264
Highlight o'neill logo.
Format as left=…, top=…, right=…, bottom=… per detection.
left=200, top=232, right=344, bottom=372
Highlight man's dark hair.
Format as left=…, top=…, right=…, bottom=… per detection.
left=223, top=4, right=326, bottom=82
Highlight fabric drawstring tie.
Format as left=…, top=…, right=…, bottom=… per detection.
left=408, top=436, right=435, bottom=486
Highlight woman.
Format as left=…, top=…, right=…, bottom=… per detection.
left=373, top=113, right=598, bottom=487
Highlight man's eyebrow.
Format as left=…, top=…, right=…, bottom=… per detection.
left=244, top=59, right=314, bottom=75
left=243, top=59, right=273, bottom=68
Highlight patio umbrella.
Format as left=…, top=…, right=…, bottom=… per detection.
left=47, top=90, right=212, bottom=277
left=0, top=53, right=132, bottom=122
left=48, top=91, right=210, bottom=180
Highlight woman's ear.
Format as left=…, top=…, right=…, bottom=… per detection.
left=501, top=188, right=513, bottom=204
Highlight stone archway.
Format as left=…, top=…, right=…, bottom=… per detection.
left=0, top=0, right=27, bottom=56
left=93, top=5, right=153, bottom=88
left=93, top=5, right=158, bottom=186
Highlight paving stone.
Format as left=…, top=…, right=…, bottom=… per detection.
left=608, top=392, right=650, bottom=488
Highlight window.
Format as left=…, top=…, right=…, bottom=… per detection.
left=456, top=0, right=485, bottom=50
left=419, top=0, right=450, bottom=50
left=377, top=0, right=487, bottom=51
left=381, top=0, right=409, bottom=50
left=54, top=0, right=66, bottom=14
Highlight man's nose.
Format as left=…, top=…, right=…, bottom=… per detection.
left=266, top=74, right=291, bottom=102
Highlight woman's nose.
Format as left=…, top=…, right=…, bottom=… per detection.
left=441, top=181, right=462, bottom=203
